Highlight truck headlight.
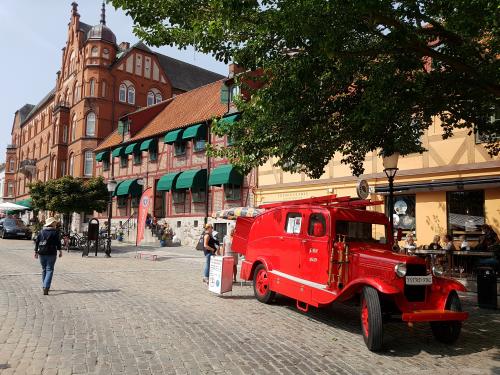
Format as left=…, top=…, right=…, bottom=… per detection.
left=432, top=265, right=444, bottom=277
left=394, top=263, right=407, bottom=278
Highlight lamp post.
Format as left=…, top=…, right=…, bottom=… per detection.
left=106, top=178, right=117, bottom=257
left=383, top=152, right=399, bottom=242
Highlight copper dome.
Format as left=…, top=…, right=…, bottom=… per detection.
left=87, top=24, right=117, bottom=45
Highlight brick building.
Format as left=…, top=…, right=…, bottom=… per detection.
left=94, top=69, right=255, bottom=245
left=5, top=2, right=224, bottom=228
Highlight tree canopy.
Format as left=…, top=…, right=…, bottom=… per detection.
left=112, top=0, right=499, bottom=177
left=29, top=176, right=108, bottom=215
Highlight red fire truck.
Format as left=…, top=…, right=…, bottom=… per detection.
left=232, top=195, right=468, bottom=351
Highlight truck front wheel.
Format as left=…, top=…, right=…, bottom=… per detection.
left=361, top=286, right=384, bottom=351
left=253, top=264, right=275, bottom=304
left=430, top=290, right=462, bottom=344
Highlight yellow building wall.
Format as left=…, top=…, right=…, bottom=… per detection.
left=414, top=192, right=448, bottom=246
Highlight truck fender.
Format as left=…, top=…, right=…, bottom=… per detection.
left=432, top=276, right=467, bottom=293
left=244, top=257, right=273, bottom=281
left=336, top=277, right=401, bottom=302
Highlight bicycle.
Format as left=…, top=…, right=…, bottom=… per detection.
left=61, top=231, right=87, bottom=251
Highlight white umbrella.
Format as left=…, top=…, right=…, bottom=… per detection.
left=0, top=202, right=31, bottom=211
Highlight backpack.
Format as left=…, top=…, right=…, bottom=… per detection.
left=37, top=230, right=51, bottom=255
left=195, top=233, right=205, bottom=251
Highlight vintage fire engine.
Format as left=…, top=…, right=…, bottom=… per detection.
left=232, top=195, right=468, bottom=351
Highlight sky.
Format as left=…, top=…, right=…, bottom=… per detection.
left=0, top=0, right=228, bottom=163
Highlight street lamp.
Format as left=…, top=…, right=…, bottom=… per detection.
left=383, top=152, right=399, bottom=244
left=106, top=178, right=117, bottom=257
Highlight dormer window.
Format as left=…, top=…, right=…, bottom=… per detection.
left=91, top=46, right=99, bottom=57
left=119, top=81, right=135, bottom=104
left=103, top=48, right=110, bottom=59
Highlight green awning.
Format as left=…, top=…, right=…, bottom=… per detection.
left=175, top=169, right=207, bottom=190
left=208, top=164, right=243, bottom=186
left=112, top=146, right=125, bottom=157
left=219, top=113, right=241, bottom=125
left=157, top=172, right=182, bottom=191
left=124, top=143, right=140, bottom=155
left=182, top=123, right=206, bottom=140
left=164, top=129, right=184, bottom=144
left=16, top=198, right=32, bottom=209
left=95, top=151, right=109, bottom=162
left=115, top=179, right=143, bottom=196
left=140, top=138, right=155, bottom=151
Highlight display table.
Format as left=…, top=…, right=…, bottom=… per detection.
left=208, top=256, right=235, bottom=295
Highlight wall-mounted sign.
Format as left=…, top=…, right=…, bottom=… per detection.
left=356, top=180, right=369, bottom=199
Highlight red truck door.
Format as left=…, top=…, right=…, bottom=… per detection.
left=278, top=211, right=304, bottom=277
left=300, top=211, right=330, bottom=285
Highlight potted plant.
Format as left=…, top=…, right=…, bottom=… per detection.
left=117, top=228, right=124, bottom=242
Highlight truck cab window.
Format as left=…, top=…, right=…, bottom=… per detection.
left=335, top=220, right=386, bottom=243
left=308, top=214, right=326, bottom=237
left=285, top=212, right=302, bottom=234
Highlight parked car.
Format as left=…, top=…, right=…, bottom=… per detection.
left=0, top=218, right=32, bottom=240
left=232, top=195, right=469, bottom=351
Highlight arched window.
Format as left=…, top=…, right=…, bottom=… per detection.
left=62, top=125, right=68, bottom=143
left=69, top=50, right=76, bottom=73
left=155, top=93, right=162, bottom=103
left=91, top=46, right=99, bottom=57
left=147, top=91, right=155, bottom=107
left=119, top=84, right=127, bottom=102
left=84, top=150, right=93, bottom=176
left=71, top=114, right=77, bottom=141
left=89, top=79, right=95, bottom=97
left=127, top=86, right=135, bottom=104
left=73, top=81, right=80, bottom=102
left=44, top=166, right=48, bottom=181
left=52, top=157, right=57, bottom=179
left=69, top=154, right=74, bottom=176
left=86, top=112, right=96, bottom=137
left=103, top=48, right=110, bottom=59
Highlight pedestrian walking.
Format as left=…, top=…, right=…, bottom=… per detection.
left=34, top=216, right=62, bottom=295
left=222, top=226, right=238, bottom=282
left=202, top=224, right=219, bottom=284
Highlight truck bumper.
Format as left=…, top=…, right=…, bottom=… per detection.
left=402, top=310, right=469, bottom=322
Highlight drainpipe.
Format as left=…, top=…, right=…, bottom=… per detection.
left=205, top=121, right=211, bottom=225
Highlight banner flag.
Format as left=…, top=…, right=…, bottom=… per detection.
left=136, top=187, right=153, bottom=246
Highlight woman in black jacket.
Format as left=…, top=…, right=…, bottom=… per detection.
left=34, top=217, right=62, bottom=295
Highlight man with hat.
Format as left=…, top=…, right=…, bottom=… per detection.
left=34, top=216, right=62, bottom=295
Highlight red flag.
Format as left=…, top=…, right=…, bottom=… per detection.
left=136, top=187, right=153, bottom=246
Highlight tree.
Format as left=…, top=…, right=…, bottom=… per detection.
left=112, top=0, right=499, bottom=177
left=29, top=176, right=108, bottom=231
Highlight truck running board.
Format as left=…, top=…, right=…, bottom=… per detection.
left=296, top=300, right=309, bottom=313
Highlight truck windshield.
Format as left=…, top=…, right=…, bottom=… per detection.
left=335, top=220, right=387, bottom=244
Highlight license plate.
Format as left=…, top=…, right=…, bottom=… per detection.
left=17, top=232, right=25, bottom=236
left=406, top=275, right=432, bottom=285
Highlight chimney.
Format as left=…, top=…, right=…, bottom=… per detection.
left=119, top=42, right=130, bottom=51
left=228, top=63, right=246, bottom=78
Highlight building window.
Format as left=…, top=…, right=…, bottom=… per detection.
left=103, top=158, right=110, bottom=171
left=117, top=196, right=127, bottom=208
left=193, top=136, right=206, bottom=152
left=133, top=152, right=141, bottom=165
left=173, top=190, right=186, bottom=204
left=147, top=92, right=155, bottom=107
left=149, top=143, right=158, bottom=161
left=230, top=84, right=240, bottom=102
left=84, top=151, right=93, bottom=176
left=52, top=157, right=57, bottom=178
left=9, top=159, right=14, bottom=172
left=61, top=160, right=66, bottom=177
left=386, top=195, right=416, bottom=237
left=103, top=48, right=110, bottom=59
left=135, top=54, right=142, bottom=75
left=62, top=125, right=68, bottom=143
left=101, top=80, right=106, bottom=97
left=144, top=57, right=151, bottom=78
left=69, top=154, right=74, bottom=176
left=91, top=46, right=99, bottom=57
left=127, top=86, right=135, bottom=105
left=156, top=93, right=162, bottom=103
left=89, top=79, right=95, bottom=97
left=71, top=115, right=77, bottom=141
left=174, top=141, right=186, bottom=156
left=224, top=184, right=241, bottom=201
left=119, top=84, right=127, bottom=102
left=86, top=112, right=96, bottom=136
left=120, top=155, right=128, bottom=168
left=191, top=187, right=206, bottom=203
left=131, top=195, right=140, bottom=207
left=447, top=190, right=485, bottom=243
left=7, top=182, right=14, bottom=197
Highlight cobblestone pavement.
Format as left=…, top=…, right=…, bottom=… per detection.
left=0, top=239, right=498, bottom=375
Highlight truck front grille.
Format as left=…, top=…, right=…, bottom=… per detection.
left=404, top=264, right=427, bottom=302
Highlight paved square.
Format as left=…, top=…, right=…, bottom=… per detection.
left=0, top=239, right=498, bottom=374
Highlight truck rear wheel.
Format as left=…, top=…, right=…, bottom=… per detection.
left=361, top=286, right=384, bottom=351
left=253, top=264, right=275, bottom=304
left=430, top=290, right=462, bottom=344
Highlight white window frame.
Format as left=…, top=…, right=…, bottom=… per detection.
left=84, top=151, right=93, bottom=176
left=86, top=112, right=96, bottom=137
left=127, top=86, right=135, bottom=105
left=119, top=84, right=127, bottom=102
